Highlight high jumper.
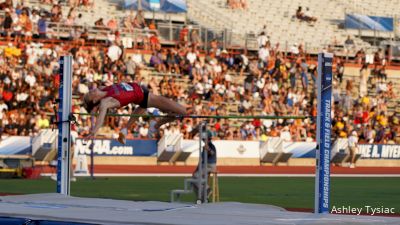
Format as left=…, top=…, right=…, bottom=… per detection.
left=82, top=82, right=186, bottom=144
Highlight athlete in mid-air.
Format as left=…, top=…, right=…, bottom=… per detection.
left=82, top=82, right=186, bottom=144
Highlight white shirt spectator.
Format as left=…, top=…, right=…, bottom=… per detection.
left=377, top=82, right=387, bottom=93
left=258, top=47, right=270, bottom=63
left=16, top=92, right=29, bottom=102
left=225, top=73, right=232, bottom=83
left=132, top=53, right=144, bottom=67
left=256, top=77, right=265, bottom=89
left=187, top=52, right=197, bottom=64
left=242, top=99, right=252, bottom=110
left=0, top=102, right=8, bottom=112
left=290, top=44, right=299, bottom=55
left=271, top=82, right=279, bottom=93
left=139, top=126, right=149, bottom=137
left=213, top=64, right=222, bottom=74
left=257, top=34, right=269, bottom=48
left=280, top=127, right=292, bottom=142
left=367, top=130, right=376, bottom=144
left=25, top=73, right=36, bottom=87
left=204, top=81, right=212, bottom=93
left=348, top=134, right=358, bottom=148
left=237, top=85, right=245, bottom=95
left=30, top=13, right=40, bottom=25
left=241, top=54, right=249, bottom=67
left=215, top=83, right=226, bottom=95
left=107, top=44, right=122, bottom=62
left=195, top=82, right=204, bottom=95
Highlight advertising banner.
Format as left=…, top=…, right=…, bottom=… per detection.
left=358, top=144, right=400, bottom=159
left=75, top=139, right=157, bottom=156
left=182, top=140, right=260, bottom=158
left=345, top=14, right=394, bottom=31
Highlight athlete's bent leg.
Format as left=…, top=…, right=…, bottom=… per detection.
left=118, top=107, right=147, bottom=144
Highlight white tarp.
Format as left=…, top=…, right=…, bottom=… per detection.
left=0, top=136, right=31, bottom=155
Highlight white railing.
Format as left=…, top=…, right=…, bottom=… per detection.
left=259, top=137, right=283, bottom=157
left=157, top=133, right=183, bottom=155
left=31, top=129, right=58, bottom=156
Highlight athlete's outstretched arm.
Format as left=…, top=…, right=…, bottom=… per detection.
left=85, top=97, right=120, bottom=139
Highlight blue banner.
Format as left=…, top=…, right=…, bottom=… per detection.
left=75, top=139, right=157, bottom=156
left=124, top=0, right=187, bottom=13
left=315, top=53, right=333, bottom=214
left=345, top=14, right=394, bottom=32
left=149, top=0, right=160, bottom=10
left=359, top=144, right=400, bottom=159
left=56, top=57, right=64, bottom=194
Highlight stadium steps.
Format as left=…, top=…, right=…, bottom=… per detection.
left=170, top=177, right=203, bottom=202
left=186, top=0, right=372, bottom=52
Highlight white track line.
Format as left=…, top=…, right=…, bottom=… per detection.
left=40, top=173, right=400, bottom=177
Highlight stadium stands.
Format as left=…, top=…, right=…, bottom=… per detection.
left=186, top=0, right=370, bottom=52
left=0, top=0, right=398, bottom=147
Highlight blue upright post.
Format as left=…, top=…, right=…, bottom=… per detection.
left=315, top=52, right=333, bottom=214
left=57, top=56, right=73, bottom=195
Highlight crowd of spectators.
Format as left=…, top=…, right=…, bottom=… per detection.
left=0, top=1, right=398, bottom=145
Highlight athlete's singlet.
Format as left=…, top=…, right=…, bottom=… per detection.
left=102, top=82, right=144, bottom=107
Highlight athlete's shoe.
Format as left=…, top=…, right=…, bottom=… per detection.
left=117, top=128, right=128, bottom=145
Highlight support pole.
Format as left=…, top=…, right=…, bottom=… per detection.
left=57, top=56, right=73, bottom=195
left=197, top=122, right=204, bottom=203
left=315, top=53, right=333, bottom=213
left=202, top=121, right=208, bottom=204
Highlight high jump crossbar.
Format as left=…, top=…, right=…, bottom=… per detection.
left=57, top=53, right=333, bottom=214
left=73, top=113, right=312, bottom=120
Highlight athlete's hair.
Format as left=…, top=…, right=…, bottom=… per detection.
left=82, top=93, right=99, bottom=113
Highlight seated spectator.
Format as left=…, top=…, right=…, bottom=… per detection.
left=295, top=6, right=304, bottom=20
left=94, top=18, right=105, bottom=27
left=240, top=0, right=248, bottom=9
left=133, top=10, right=146, bottom=28
left=303, top=8, right=317, bottom=23
left=149, top=51, right=166, bottom=73
left=107, top=17, right=118, bottom=31
left=344, top=35, right=355, bottom=46
left=50, top=3, right=62, bottom=22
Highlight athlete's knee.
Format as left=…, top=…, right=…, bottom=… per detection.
left=178, top=105, right=186, bottom=115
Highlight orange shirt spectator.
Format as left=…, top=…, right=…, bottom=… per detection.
left=107, top=18, right=118, bottom=31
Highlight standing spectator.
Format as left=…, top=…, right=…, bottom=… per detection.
left=348, top=130, right=359, bottom=168
left=38, top=13, right=47, bottom=39
left=359, top=63, right=369, bottom=97
left=107, top=42, right=122, bottom=62
left=3, top=8, right=13, bottom=42
left=125, top=56, right=136, bottom=77
left=257, top=32, right=268, bottom=49
left=179, top=25, right=189, bottom=46
left=336, top=59, right=344, bottom=84
left=258, top=44, right=270, bottom=65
